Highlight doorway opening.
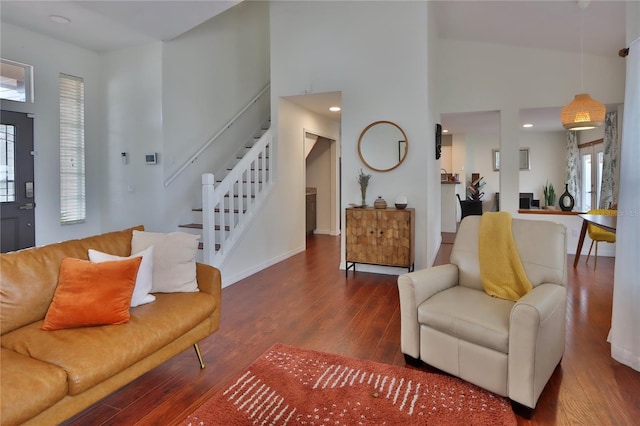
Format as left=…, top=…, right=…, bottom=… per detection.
left=304, top=130, right=339, bottom=240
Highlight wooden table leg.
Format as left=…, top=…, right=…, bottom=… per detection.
left=574, top=219, right=589, bottom=268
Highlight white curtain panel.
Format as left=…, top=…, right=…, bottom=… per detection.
left=565, top=131, right=581, bottom=211
left=599, top=111, right=618, bottom=209
left=608, top=37, right=640, bottom=372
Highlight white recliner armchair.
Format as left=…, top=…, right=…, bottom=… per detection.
left=398, top=216, right=567, bottom=411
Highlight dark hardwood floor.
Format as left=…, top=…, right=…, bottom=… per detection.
left=64, top=234, right=639, bottom=425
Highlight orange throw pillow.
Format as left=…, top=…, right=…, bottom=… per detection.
left=42, top=257, right=142, bottom=331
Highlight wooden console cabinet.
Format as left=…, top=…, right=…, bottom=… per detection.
left=345, top=207, right=415, bottom=275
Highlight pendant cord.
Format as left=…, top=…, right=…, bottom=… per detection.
left=580, top=9, right=584, bottom=93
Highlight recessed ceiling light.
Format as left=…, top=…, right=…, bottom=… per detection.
left=522, top=123, right=534, bottom=128
left=329, top=106, right=341, bottom=112
left=442, top=129, right=449, bottom=133
left=49, top=15, right=71, bottom=24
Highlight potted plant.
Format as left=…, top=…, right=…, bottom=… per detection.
left=358, top=169, right=371, bottom=207
left=543, top=181, right=556, bottom=209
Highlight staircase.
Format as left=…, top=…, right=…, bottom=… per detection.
left=179, top=121, right=273, bottom=268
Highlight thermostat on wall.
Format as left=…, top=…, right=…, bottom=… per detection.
left=145, top=153, right=158, bottom=165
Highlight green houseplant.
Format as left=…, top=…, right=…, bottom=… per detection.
left=543, top=181, right=556, bottom=209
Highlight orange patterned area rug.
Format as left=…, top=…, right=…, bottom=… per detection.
left=182, top=343, right=517, bottom=426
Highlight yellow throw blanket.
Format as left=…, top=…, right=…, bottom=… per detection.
left=479, top=212, right=533, bottom=301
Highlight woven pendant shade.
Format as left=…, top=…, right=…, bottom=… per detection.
left=560, top=93, right=606, bottom=131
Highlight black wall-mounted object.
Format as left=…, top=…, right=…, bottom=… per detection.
left=435, top=123, right=442, bottom=160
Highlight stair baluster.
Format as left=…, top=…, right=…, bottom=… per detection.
left=201, top=129, right=273, bottom=267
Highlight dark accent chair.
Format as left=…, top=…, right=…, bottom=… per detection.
left=457, top=194, right=483, bottom=219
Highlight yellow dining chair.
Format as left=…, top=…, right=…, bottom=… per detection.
left=586, top=209, right=617, bottom=270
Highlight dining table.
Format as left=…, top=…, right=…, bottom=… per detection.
left=573, top=213, right=617, bottom=268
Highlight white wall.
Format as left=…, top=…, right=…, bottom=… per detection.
left=269, top=1, right=437, bottom=274
left=437, top=39, right=626, bottom=215
left=0, top=22, right=104, bottom=245
left=220, top=98, right=340, bottom=286
left=161, top=1, right=271, bottom=230
left=627, top=1, right=640, bottom=44
left=456, top=130, right=566, bottom=213
left=519, top=131, right=567, bottom=204
left=439, top=134, right=453, bottom=173
left=101, top=43, right=165, bottom=232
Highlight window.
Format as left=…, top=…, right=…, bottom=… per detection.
left=1, top=59, right=34, bottom=102
left=579, top=139, right=604, bottom=212
left=0, top=123, right=16, bottom=202
left=59, top=73, right=86, bottom=224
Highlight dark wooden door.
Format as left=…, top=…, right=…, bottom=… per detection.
left=1, top=110, right=35, bottom=252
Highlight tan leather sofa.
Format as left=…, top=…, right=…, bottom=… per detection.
left=398, top=216, right=567, bottom=411
left=0, top=226, right=222, bottom=426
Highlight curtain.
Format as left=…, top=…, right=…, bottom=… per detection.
left=565, top=131, right=581, bottom=211
left=599, top=111, right=618, bottom=209
left=608, top=37, right=640, bottom=372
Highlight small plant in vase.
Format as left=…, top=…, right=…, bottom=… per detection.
left=358, top=169, right=371, bottom=207
left=543, top=181, right=556, bottom=209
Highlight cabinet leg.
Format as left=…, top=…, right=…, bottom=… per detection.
left=345, top=262, right=356, bottom=277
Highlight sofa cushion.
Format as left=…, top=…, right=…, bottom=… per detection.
left=418, top=286, right=514, bottom=354
left=131, top=231, right=199, bottom=293
left=0, top=348, right=68, bottom=426
left=0, top=225, right=144, bottom=335
left=89, top=246, right=156, bottom=307
left=1, top=291, right=215, bottom=395
left=42, top=257, right=141, bottom=331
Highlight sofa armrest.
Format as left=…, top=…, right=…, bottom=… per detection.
left=508, top=283, right=567, bottom=408
left=397, top=264, right=459, bottom=358
left=196, top=262, right=222, bottom=296
left=196, top=262, right=222, bottom=334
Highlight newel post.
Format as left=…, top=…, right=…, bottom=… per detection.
left=202, top=173, right=216, bottom=265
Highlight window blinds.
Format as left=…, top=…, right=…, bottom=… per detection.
left=59, top=73, right=86, bottom=224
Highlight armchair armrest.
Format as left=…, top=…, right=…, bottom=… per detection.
left=508, top=283, right=567, bottom=408
left=397, top=264, right=459, bottom=358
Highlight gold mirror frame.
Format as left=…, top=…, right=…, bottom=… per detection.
left=357, top=120, right=409, bottom=172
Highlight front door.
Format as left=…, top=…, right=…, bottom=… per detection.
left=1, top=110, right=35, bottom=252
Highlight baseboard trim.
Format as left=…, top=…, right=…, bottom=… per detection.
left=221, top=245, right=305, bottom=288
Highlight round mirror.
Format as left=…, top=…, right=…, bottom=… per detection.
left=357, top=120, right=408, bottom=172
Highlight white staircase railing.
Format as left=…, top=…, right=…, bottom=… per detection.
left=201, top=128, right=273, bottom=267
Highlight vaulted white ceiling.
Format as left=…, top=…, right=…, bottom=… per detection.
left=0, top=1, right=241, bottom=52
left=1, top=1, right=626, bottom=56
left=0, top=1, right=629, bottom=132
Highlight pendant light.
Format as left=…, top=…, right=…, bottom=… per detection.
left=560, top=1, right=605, bottom=131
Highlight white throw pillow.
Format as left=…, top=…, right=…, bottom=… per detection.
left=88, top=246, right=156, bottom=307
left=131, top=230, right=200, bottom=293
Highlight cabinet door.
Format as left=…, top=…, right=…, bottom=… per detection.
left=377, top=209, right=413, bottom=267
left=345, top=209, right=378, bottom=264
